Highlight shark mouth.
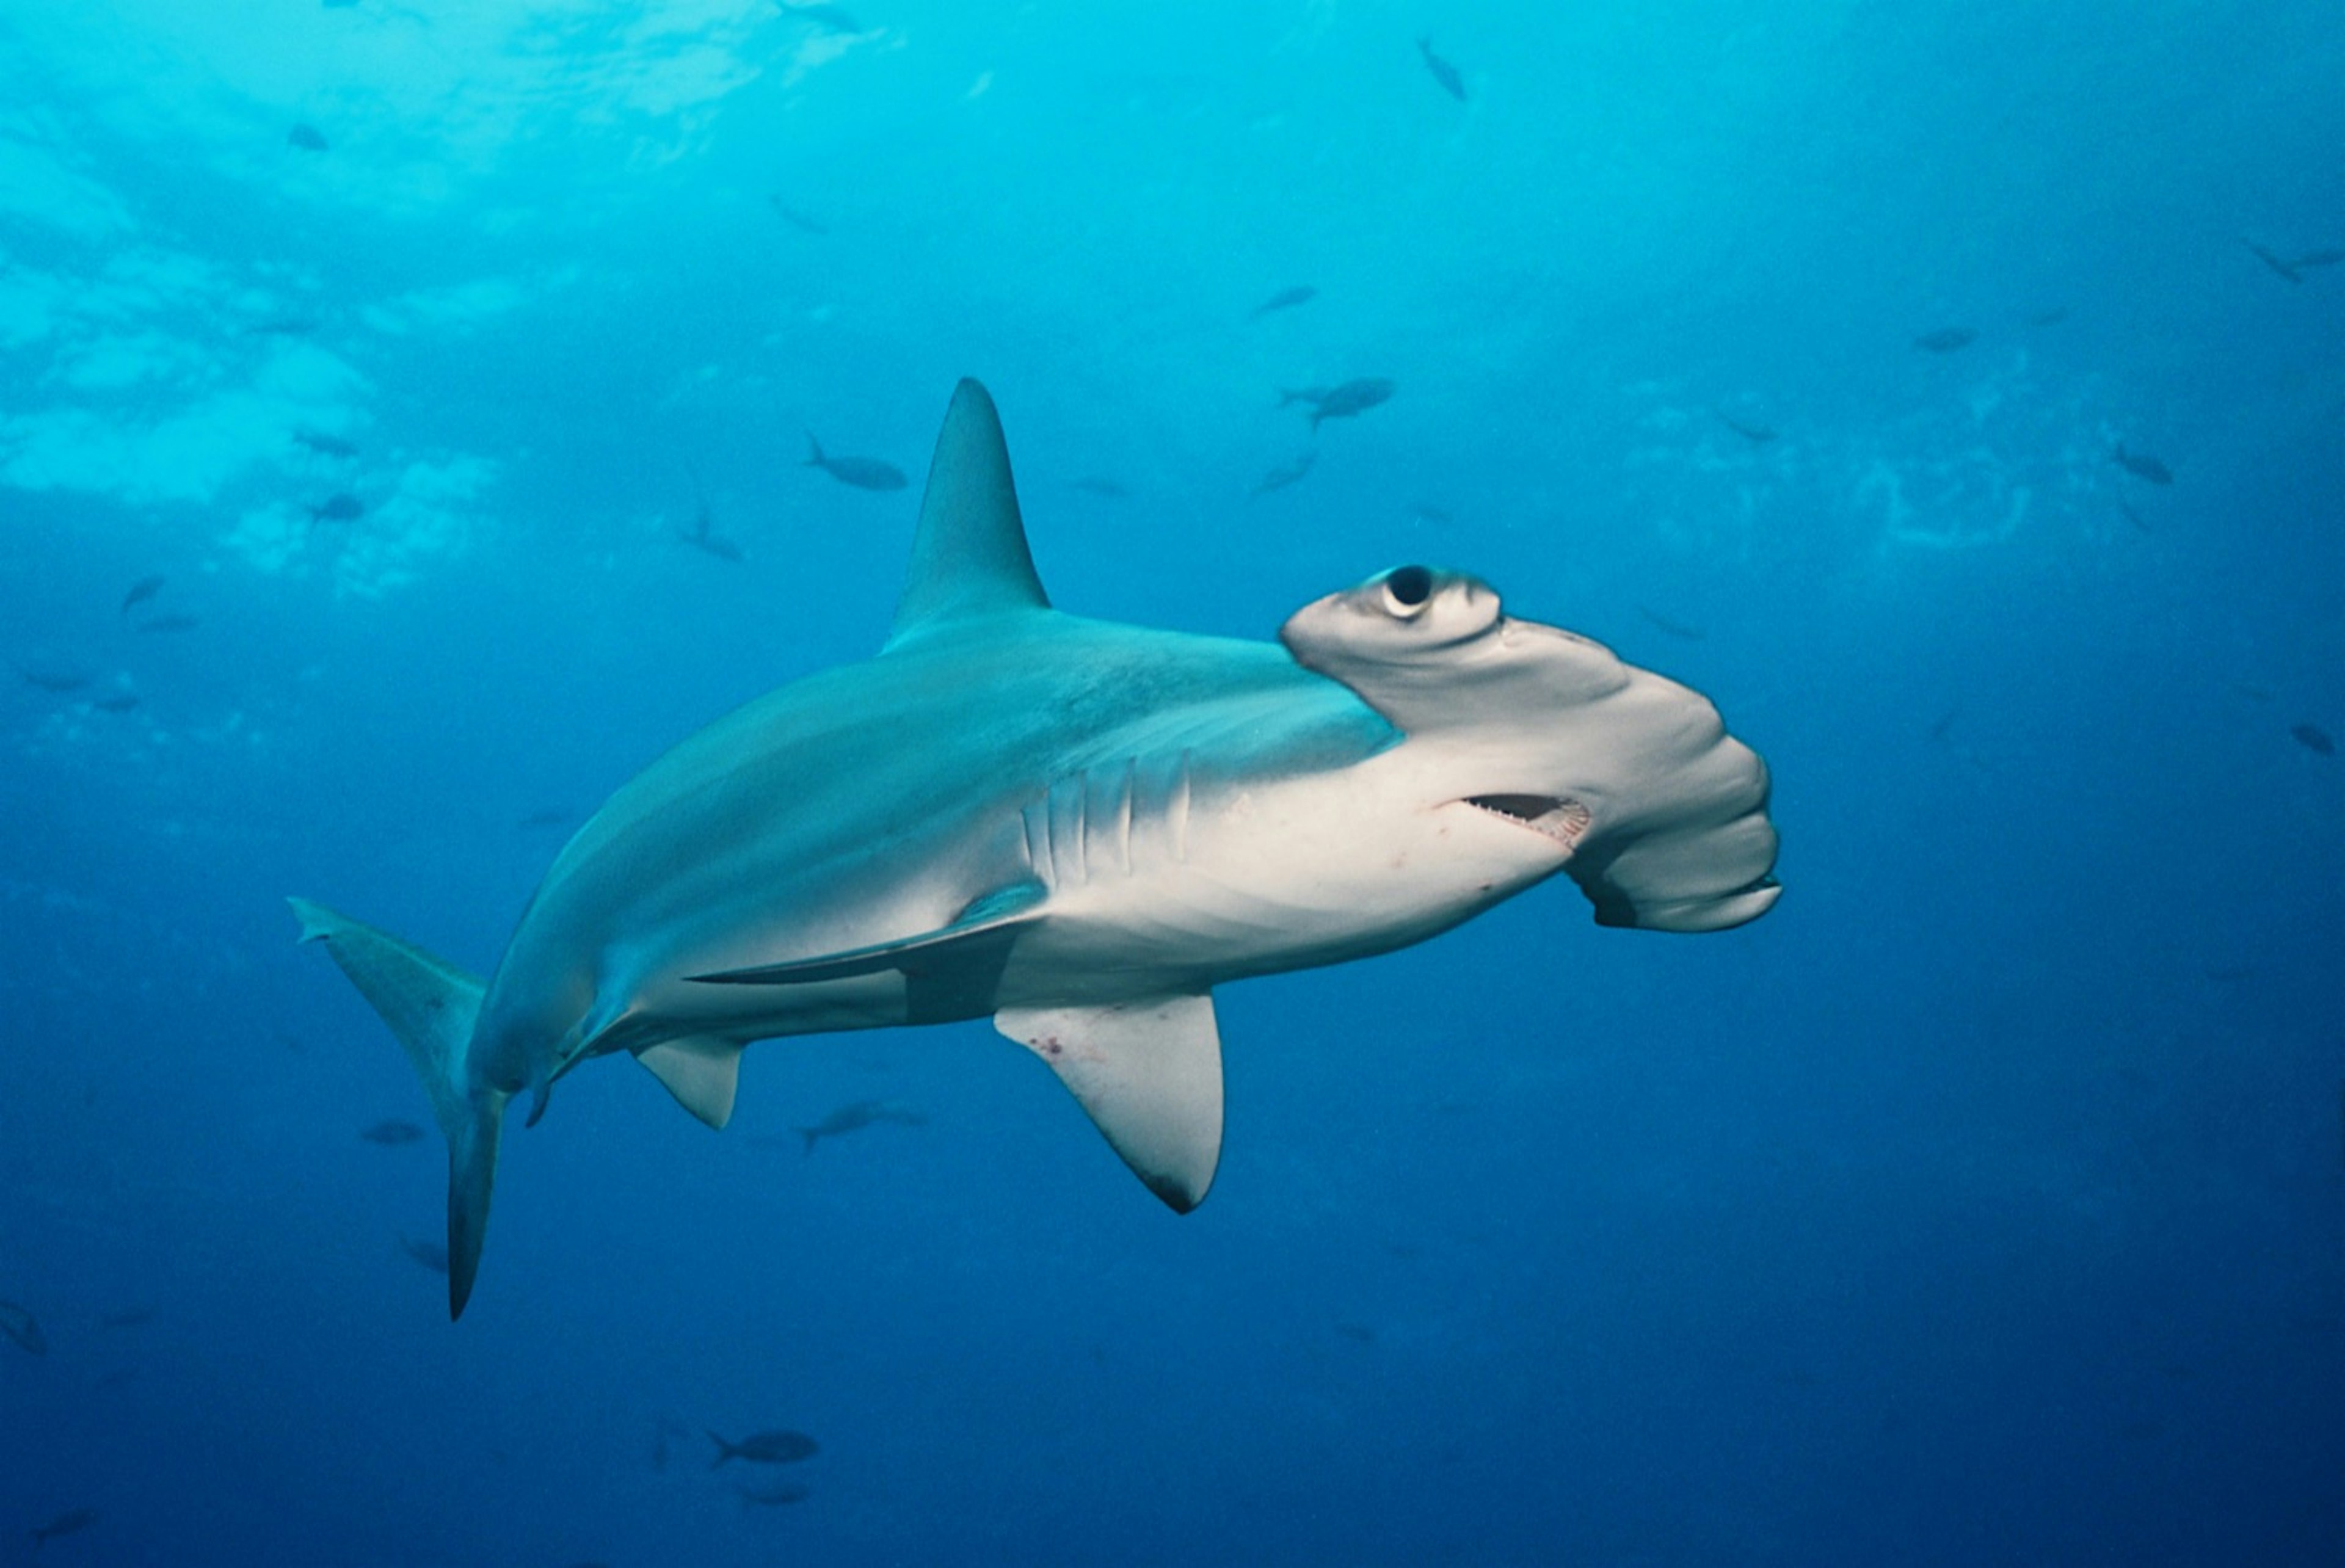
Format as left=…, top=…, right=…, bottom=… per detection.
left=1464, top=793, right=1593, bottom=849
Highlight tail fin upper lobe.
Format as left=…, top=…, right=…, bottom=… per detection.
left=289, top=898, right=506, bottom=1319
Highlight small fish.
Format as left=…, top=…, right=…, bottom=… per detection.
left=804, top=435, right=907, bottom=492
left=1406, top=501, right=1451, bottom=525
left=0, top=1299, right=48, bottom=1356
left=652, top=1415, right=691, bottom=1472
left=1913, top=326, right=1977, bottom=353
left=2235, top=682, right=2275, bottom=702
left=399, top=1236, right=451, bottom=1275
left=1416, top=37, right=1467, bottom=102
left=1069, top=476, right=1130, bottom=500
left=2111, top=443, right=2173, bottom=484
left=2293, top=247, right=2344, bottom=269
left=2120, top=501, right=2150, bottom=533
left=785, top=2, right=863, bottom=34
left=2242, top=238, right=2303, bottom=283
left=1249, top=285, right=1317, bottom=319
left=308, top=493, right=365, bottom=523
left=1250, top=451, right=1315, bottom=496
left=677, top=470, right=745, bottom=562
left=517, top=807, right=571, bottom=830
left=768, top=197, right=828, bottom=236
left=119, top=575, right=166, bottom=616
left=244, top=316, right=320, bottom=338
left=1278, top=377, right=1395, bottom=430
left=1712, top=407, right=1776, bottom=443
left=735, top=1478, right=812, bottom=1507
left=31, top=1509, right=96, bottom=1548
left=2292, top=723, right=2336, bottom=757
left=360, top=1119, right=426, bottom=1145
left=708, top=1428, right=820, bottom=1467
left=681, top=509, right=746, bottom=564
left=293, top=430, right=358, bottom=459
left=1927, top=705, right=1960, bottom=742
left=1635, top=605, right=1707, bottom=642
left=288, top=123, right=329, bottom=153
left=2026, top=306, right=2070, bottom=327
left=134, top=614, right=200, bottom=634
left=99, top=1307, right=155, bottom=1329
left=795, top=1098, right=928, bottom=1153
left=15, top=662, right=93, bottom=694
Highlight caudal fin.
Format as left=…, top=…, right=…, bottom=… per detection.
left=289, top=898, right=506, bottom=1319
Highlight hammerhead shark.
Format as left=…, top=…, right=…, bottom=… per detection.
left=293, top=380, right=1779, bottom=1318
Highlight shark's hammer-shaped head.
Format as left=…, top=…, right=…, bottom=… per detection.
left=1281, top=565, right=1780, bottom=934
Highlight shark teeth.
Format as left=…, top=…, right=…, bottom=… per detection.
left=1464, top=794, right=1591, bottom=849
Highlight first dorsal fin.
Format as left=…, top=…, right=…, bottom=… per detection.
left=885, top=379, right=1050, bottom=650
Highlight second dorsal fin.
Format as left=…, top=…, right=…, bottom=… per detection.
left=885, top=379, right=1050, bottom=651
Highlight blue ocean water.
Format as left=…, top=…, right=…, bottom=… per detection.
left=4, top=1, right=2343, bottom=1561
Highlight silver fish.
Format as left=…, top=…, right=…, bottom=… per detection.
left=0, top=1299, right=47, bottom=1356
left=1278, top=378, right=1395, bottom=430
left=805, top=434, right=907, bottom=491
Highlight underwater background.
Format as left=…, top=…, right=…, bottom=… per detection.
left=4, top=1, right=2343, bottom=1562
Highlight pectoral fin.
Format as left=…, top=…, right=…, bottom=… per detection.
left=633, top=1035, right=744, bottom=1130
left=685, top=882, right=1044, bottom=989
left=994, top=993, right=1223, bottom=1212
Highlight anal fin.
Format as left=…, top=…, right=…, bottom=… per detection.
left=994, top=993, right=1223, bottom=1212
left=634, top=1035, right=744, bottom=1130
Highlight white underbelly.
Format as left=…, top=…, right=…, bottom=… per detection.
left=995, top=758, right=1571, bottom=1004
left=605, top=752, right=1576, bottom=1041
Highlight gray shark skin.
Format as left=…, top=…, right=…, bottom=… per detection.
left=292, top=379, right=1779, bottom=1318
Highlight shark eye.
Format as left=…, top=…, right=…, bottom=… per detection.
left=1383, top=565, right=1434, bottom=614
